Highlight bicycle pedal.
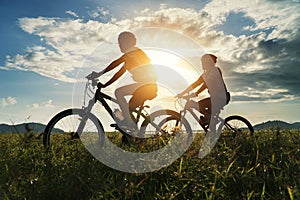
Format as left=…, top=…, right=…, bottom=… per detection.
left=110, top=123, right=118, bottom=128
left=110, top=124, right=124, bottom=132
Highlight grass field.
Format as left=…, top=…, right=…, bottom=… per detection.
left=0, top=129, right=299, bottom=200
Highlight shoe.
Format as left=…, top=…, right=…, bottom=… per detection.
left=200, top=116, right=209, bottom=127
left=111, top=119, right=137, bottom=133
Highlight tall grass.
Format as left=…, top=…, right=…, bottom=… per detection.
left=0, top=129, right=299, bottom=199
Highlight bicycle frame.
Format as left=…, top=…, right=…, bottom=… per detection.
left=77, top=79, right=151, bottom=135
left=178, top=95, right=216, bottom=133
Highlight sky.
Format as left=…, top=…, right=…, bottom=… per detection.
left=1, top=0, right=300, bottom=127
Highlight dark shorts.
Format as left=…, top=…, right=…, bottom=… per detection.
left=129, top=83, right=158, bottom=111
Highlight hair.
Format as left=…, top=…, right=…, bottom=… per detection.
left=118, top=31, right=136, bottom=47
left=201, top=54, right=217, bottom=63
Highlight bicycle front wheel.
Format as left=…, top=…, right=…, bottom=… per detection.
left=223, top=115, right=254, bottom=139
left=43, top=108, right=104, bottom=146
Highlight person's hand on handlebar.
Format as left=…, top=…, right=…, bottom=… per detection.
left=97, top=82, right=105, bottom=88
left=86, top=71, right=106, bottom=88
left=175, top=92, right=184, bottom=99
left=175, top=92, right=197, bottom=99
left=86, top=71, right=100, bottom=80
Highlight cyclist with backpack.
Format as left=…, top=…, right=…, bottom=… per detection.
left=176, top=53, right=230, bottom=132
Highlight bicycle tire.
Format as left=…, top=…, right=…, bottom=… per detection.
left=223, top=115, right=254, bottom=138
left=139, top=109, right=193, bottom=152
left=43, top=108, right=104, bottom=146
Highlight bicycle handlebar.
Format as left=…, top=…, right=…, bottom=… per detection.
left=176, top=93, right=197, bottom=101
left=84, top=75, right=120, bottom=106
left=85, top=75, right=102, bottom=88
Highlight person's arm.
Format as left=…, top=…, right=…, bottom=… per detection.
left=87, top=56, right=124, bottom=78
left=176, top=76, right=204, bottom=97
left=103, top=66, right=126, bottom=87
left=195, top=81, right=207, bottom=96
left=101, top=57, right=124, bottom=75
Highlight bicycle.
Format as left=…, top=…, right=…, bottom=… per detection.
left=175, top=93, right=254, bottom=141
left=43, top=76, right=193, bottom=153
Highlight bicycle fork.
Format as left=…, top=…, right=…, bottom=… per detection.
left=75, top=97, right=96, bottom=137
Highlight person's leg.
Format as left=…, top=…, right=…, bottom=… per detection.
left=201, top=97, right=225, bottom=133
left=210, top=97, right=225, bottom=133
left=115, top=83, right=142, bottom=125
left=198, top=98, right=211, bottom=124
left=128, top=84, right=158, bottom=114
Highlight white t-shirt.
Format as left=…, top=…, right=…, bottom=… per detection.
left=203, top=66, right=227, bottom=110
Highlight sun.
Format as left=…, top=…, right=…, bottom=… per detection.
left=144, top=48, right=200, bottom=83
left=146, top=48, right=184, bottom=66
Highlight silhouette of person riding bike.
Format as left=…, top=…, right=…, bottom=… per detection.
left=87, top=31, right=158, bottom=132
left=176, top=54, right=230, bottom=133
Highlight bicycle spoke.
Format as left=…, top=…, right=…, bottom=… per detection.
left=222, top=115, right=254, bottom=141
left=43, top=109, right=104, bottom=146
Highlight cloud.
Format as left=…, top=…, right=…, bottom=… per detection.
left=1, top=0, right=300, bottom=102
left=1, top=17, right=127, bottom=82
left=66, top=10, right=79, bottom=18
left=200, top=0, right=300, bottom=101
left=1, top=96, right=17, bottom=107
left=88, top=6, right=110, bottom=19
left=203, top=0, right=300, bottom=35
left=26, top=99, right=54, bottom=109
left=232, top=86, right=298, bottom=103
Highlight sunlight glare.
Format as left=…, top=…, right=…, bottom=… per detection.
left=145, top=49, right=199, bottom=84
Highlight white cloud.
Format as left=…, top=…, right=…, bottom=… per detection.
left=26, top=99, right=54, bottom=109
left=203, top=0, right=300, bottom=41
left=2, top=17, right=129, bottom=82
left=66, top=10, right=79, bottom=18
left=88, top=6, right=110, bottom=19
left=232, top=87, right=299, bottom=103
left=1, top=96, right=17, bottom=107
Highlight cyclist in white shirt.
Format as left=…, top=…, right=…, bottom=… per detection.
left=176, top=54, right=230, bottom=131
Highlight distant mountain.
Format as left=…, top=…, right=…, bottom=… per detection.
left=1, top=120, right=299, bottom=134
left=0, top=123, right=63, bottom=134
left=253, top=120, right=300, bottom=130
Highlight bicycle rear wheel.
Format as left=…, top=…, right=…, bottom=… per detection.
left=43, top=108, right=104, bottom=146
left=222, top=115, right=254, bottom=139
left=139, top=109, right=193, bottom=153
